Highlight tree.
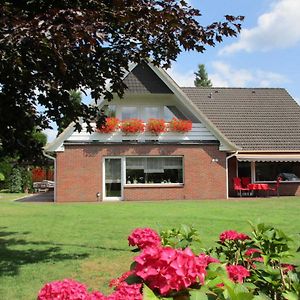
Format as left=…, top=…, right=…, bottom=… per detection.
left=0, top=1, right=244, bottom=159
left=194, top=64, right=212, bottom=87
left=57, top=90, right=82, bottom=134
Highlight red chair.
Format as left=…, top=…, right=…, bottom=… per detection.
left=268, top=176, right=282, bottom=196
left=233, top=177, right=250, bottom=197
left=241, top=177, right=251, bottom=188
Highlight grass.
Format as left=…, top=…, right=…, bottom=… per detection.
left=0, top=196, right=300, bottom=299
left=0, top=192, right=28, bottom=201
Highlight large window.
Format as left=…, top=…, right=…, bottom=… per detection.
left=102, top=105, right=116, bottom=117
left=122, top=107, right=138, bottom=119
left=144, top=107, right=161, bottom=120
left=126, top=157, right=183, bottom=184
left=255, top=162, right=300, bottom=181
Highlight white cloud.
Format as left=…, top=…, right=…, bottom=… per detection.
left=210, top=61, right=288, bottom=87
left=166, top=62, right=287, bottom=88
left=166, top=67, right=195, bottom=87
left=43, top=128, right=58, bottom=144
left=220, top=0, right=300, bottom=54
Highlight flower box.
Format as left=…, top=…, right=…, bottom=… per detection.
left=169, top=118, right=192, bottom=133
left=146, top=118, right=166, bottom=134
left=120, top=119, right=145, bottom=134
left=96, top=117, right=119, bottom=134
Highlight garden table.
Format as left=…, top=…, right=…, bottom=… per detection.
left=248, top=183, right=269, bottom=197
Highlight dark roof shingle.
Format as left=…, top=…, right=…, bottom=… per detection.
left=181, top=87, right=300, bottom=151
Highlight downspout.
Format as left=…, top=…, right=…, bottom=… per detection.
left=43, top=151, right=56, bottom=203
left=225, top=151, right=238, bottom=199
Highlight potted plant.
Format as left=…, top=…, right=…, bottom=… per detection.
left=120, top=119, right=145, bottom=134
left=96, top=117, right=119, bottom=133
left=169, top=118, right=192, bottom=133
left=146, top=118, right=166, bottom=134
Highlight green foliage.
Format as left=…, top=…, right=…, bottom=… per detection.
left=194, top=64, right=212, bottom=87
left=160, top=224, right=202, bottom=251
left=6, top=167, right=32, bottom=193
left=58, top=90, right=83, bottom=134
left=7, top=168, right=23, bottom=193
left=0, top=172, right=5, bottom=181
left=32, top=129, right=47, bottom=147
left=0, top=1, right=243, bottom=158
left=249, top=221, right=292, bottom=264
left=21, top=168, right=33, bottom=193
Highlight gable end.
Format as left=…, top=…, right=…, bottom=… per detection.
left=123, top=61, right=172, bottom=94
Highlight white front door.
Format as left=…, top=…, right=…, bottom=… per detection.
left=103, top=158, right=123, bottom=201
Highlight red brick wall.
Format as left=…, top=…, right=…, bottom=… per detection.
left=56, top=144, right=227, bottom=202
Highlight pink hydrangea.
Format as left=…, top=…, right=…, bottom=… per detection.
left=88, top=291, right=106, bottom=300
left=198, top=253, right=219, bottom=265
left=37, top=279, right=89, bottom=300
left=128, top=228, right=161, bottom=249
left=109, top=270, right=134, bottom=288
left=134, top=246, right=209, bottom=296
left=109, top=282, right=142, bottom=300
left=226, top=265, right=250, bottom=283
left=219, top=230, right=251, bottom=243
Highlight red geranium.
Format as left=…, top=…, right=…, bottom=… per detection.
left=169, top=118, right=192, bottom=133
left=96, top=117, right=119, bottom=134
left=146, top=119, right=166, bottom=134
left=120, top=119, right=145, bottom=134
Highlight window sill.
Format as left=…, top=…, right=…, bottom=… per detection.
left=124, top=183, right=184, bottom=188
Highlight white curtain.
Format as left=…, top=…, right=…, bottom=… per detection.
left=126, top=157, right=182, bottom=173
left=105, top=159, right=121, bottom=182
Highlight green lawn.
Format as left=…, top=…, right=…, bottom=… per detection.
left=0, top=196, right=300, bottom=299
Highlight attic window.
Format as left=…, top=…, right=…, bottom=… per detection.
left=102, top=105, right=116, bottom=117
left=164, top=106, right=187, bottom=121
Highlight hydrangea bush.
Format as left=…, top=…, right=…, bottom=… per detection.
left=37, top=223, right=300, bottom=300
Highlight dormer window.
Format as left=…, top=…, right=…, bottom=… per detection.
left=144, top=107, right=161, bottom=120
left=121, top=106, right=138, bottom=119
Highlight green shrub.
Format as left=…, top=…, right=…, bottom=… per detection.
left=7, top=167, right=23, bottom=193
left=21, top=168, right=33, bottom=193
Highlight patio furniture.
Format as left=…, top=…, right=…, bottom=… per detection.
left=248, top=183, right=269, bottom=197
left=233, top=177, right=250, bottom=197
left=268, top=176, right=282, bottom=196
left=241, top=177, right=251, bottom=196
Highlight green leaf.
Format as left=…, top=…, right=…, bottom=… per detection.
left=252, top=293, right=272, bottom=300
left=282, top=292, right=299, bottom=300
left=143, top=285, right=161, bottom=300
left=189, top=289, right=212, bottom=300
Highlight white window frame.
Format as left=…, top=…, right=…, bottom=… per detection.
left=117, top=105, right=165, bottom=121
left=124, top=156, right=184, bottom=187
left=102, top=157, right=125, bottom=201
left=102, top=156, right=184, bottom=201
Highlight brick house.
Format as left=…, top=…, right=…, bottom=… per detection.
left=45, top=61, right=300, bottom=202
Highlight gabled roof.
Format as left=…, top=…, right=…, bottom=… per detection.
left=123, top=61, right=172, bottom=94
left=182, top=87, right=300, bottom=151
left=45, top=61, right=236, bottom=152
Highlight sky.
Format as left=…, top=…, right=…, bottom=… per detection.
left=44, top=0, right=300, bottom=142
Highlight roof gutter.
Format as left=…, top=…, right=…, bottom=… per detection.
left=42, top=150, right=57, bottom=203
left=225, top=151, right=238, bottom=199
